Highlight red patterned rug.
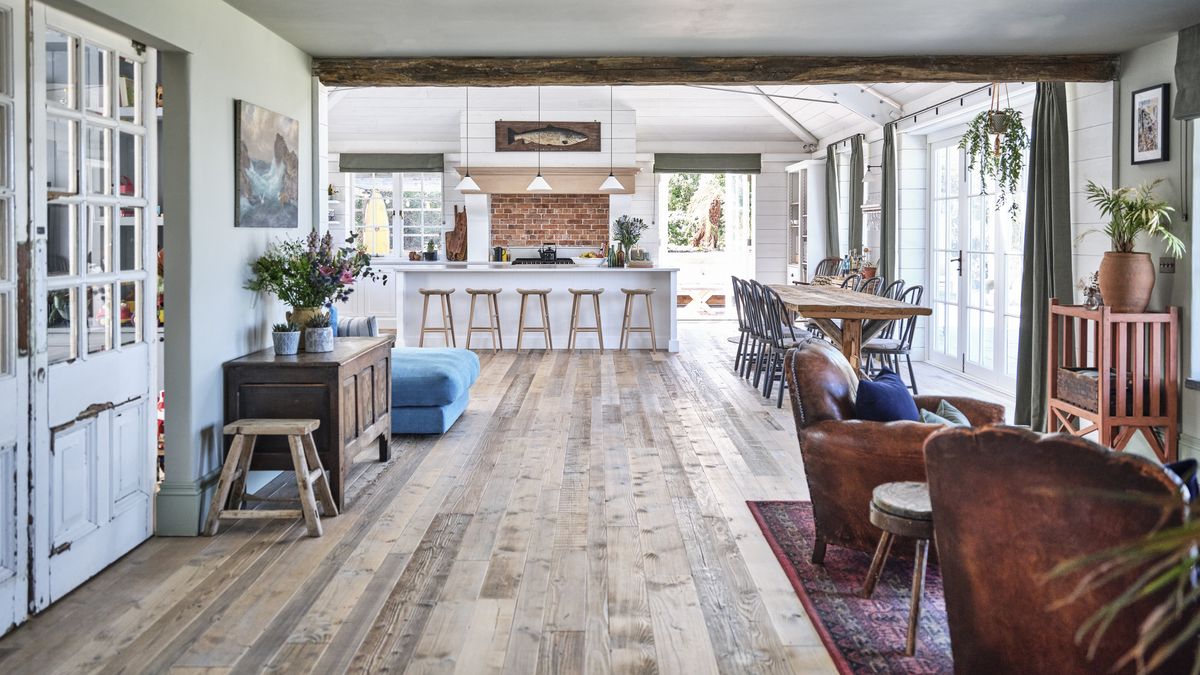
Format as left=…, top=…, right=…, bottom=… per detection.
left=748, top=501, right=953, bottom=674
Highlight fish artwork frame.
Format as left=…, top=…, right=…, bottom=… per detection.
left=495, top=121, right=601, bottom=152
left=235, top=100, right=301, bottom=228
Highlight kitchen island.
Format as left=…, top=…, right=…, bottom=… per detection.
left=389, top=263, right=679, bottom=351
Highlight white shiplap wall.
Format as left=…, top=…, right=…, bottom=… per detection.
left=1066, top=82, right=1116, bottom=292
left=897, top=133, right=929, bottom=360
left=756, top=158, right=793, bottom=284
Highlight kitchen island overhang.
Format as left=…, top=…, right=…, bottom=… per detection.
left=389, top=263, right=679, bottom=352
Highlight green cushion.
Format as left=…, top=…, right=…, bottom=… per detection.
left=920, top=409, right=953, bottom=425
left=936, top=400, right=971, bottom=426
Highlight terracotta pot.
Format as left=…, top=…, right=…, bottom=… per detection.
left=1097, top=252, right=1154, bottom=313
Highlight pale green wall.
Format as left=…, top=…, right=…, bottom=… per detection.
left=49, top=0, right=315, bottom=533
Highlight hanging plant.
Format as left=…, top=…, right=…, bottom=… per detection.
left=958, top=85, right=1029, bottom=221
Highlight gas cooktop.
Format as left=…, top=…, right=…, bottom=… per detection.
left=510, top=258, right=574, bottom=265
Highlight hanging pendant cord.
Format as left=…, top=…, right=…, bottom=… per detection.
left=610, top=86, right=614, bottom=173
left=464, top=86, right=469, bottom=174
left=538, top=87, right=542, bottom=176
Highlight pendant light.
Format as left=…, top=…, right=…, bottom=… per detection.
left=455, top=86, right=480, bottom=191
left=527, top=86, right=552, bottom=191
left=599, top=85, right=625, bottom=191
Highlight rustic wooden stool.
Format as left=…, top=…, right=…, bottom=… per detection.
left=419, top=288, right=456, bottom=347
left=861, top=481, right=933, bottom=656
left=516, top=288, right=553, bottom=351
left=619, top=288, right=657, bottom=351
left=465, top=288, right=503, bottom=352
left=203, top=418, right=338, bottom=538
left=568, top=288, right=604, bottom=352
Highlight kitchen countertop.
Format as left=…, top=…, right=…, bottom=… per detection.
left=387, top=262, right=678, bottom=272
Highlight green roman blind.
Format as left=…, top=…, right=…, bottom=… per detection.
left=338, top=153, right=445, bottom=172
left=653, top=153, right=761, bottom=174
left=1175, top=22, right=1200, bottom=120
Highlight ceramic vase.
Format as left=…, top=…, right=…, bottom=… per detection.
left=272, top=331, right=300, bottom=355
left=305, top=326, right=334, bottom=353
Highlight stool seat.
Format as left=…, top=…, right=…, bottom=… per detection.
left=517, top=288, right=551, bottom=295
left=420, top=288, right=455, bottom=295
left=569, top=288, right=603, bottom=295
left=223, top=418, right=319, bottom=436
left=621, top=287, right=655, bottom=295
left=872, top=481, right=932, bottom=521
left=466, top=288, right=501, bottom=295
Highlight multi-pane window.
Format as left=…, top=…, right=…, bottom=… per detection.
left=0, top=10, right=12, bottom=377
left=350, top=171, right=444, bottom=256
left=44, top=26, right=146, bottom=365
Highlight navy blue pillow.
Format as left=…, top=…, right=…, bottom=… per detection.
left=1164, top=459, right=1198, bottom=503
left=855, top=369, right=920, bottom=422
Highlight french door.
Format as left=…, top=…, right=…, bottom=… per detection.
left=0, top=0, right=28, bottom=631
left=927, top=138, right=1024, bottom=391
left=29, top=5, right=156, bottom=608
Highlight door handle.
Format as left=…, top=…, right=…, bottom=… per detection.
left=949, top=250, right=963, bottom=277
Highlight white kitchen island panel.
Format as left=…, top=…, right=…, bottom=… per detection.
left=390, top=264, right=679, bottom=352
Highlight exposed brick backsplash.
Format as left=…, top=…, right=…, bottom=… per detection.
left=490, top=194, right=610, bottom=247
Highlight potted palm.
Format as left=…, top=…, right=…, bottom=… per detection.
left=1085, top=179, right=1183, bottom=313
left=247, top=231, right=386, bottom=348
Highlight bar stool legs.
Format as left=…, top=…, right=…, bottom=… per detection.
left=620, top=288, right=657, bottom=351
left=568, top=289, right=604, bottom=352
left=516, top=289, right=553, bottom=351
left=419, top=288, right=456, bottom=347
left=466, top=288, right=503, bottom=352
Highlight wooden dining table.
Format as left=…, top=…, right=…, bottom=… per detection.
left=769, top=283, right=931, bottom=374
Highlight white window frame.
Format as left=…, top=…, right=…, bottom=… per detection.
left=350, top=171, right=443, bottom=255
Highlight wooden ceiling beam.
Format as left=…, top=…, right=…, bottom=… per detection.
left=312, top=55, right=1119, bottom=87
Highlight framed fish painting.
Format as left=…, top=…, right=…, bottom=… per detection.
left=495, top=121, right=601, bottom=152
left=1130, top=84, right=1169, bottom=164
left=235, top=100, right=300, bottom=227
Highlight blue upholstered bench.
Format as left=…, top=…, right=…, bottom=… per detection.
left=390, top=348, right=480, bottom=434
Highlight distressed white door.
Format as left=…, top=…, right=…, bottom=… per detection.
left=0, top=0, right=28, bottom=633
left=30, top=5, right=156, bottom=607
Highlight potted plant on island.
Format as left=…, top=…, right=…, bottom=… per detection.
left=958, top=88, right=1029, bottom=221
left=612, top=215, right=648, bottom=267
left=423, top=239, right=439, bottom=262
left=271, top=322, right=300, bottom=355
left=303, top=312, right=334, bottom=353
left=1084, top=179, right=1183, bottom=313
left=247, top=230, right=386, bottom=348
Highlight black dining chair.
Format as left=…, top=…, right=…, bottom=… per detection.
left=813, top=257, right=842, bottom=278
left=881, top=279, right=906, bottom=300
left=840, top=274, right=862, bottom=291
left=743, top=280, right=769, bottom=385
left=730, top=277, right=751, bottom=373
left=760, top=286, right=803, bottom=407
left=858, top=276, right=885, bottom=295
left=863, top=285, right=924, bottom=393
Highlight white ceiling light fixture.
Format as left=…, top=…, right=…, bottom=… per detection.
left=599, top=85, right=624, bottom=191
left=527, top=86, right=552, bottom=192
left=455, top=86, right=480, bottom=192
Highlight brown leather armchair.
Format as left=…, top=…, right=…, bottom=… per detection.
left=925, top=426, right=1192, bottom=675
left=783, top=338, right=1004, bottom=562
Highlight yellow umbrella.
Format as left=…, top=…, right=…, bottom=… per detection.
left=361, top=190, right=391, bottom=256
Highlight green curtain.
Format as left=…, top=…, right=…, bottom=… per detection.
left=338, top=153, right=444, bottom=172
left=880, top=124, right=898, bottom=283
left=1015, top=82, right=1073, bottom=429
left=824, top=145, right=840, bottom=258
left=652, top=153, right=762, bottom=173
left=848, top=135, right=864, bottom=254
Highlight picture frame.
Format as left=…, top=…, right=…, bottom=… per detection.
left=234, top=100, right=300, bottom=228
left=495, top=120, right=601, bottom=152
left=1130, top=83, right=1169, bottom=164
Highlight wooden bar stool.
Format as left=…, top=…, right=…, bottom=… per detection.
left=568, top=288, right=604, bottom=352
left=861, top=481, right=933, bottom=656
left=516, top=288, right=553, bottom=351
left=203, top=418, right=338, bottom=538
left=419, top=288, right=456, bottom=347
left=465, top=288, right=503, bottom=352
left=619, top=288, right=657, bottom=351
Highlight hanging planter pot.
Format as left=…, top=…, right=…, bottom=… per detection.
left=987, top=110, right=1010, bottom=134
left=958, top=84, right=1029, bottom=222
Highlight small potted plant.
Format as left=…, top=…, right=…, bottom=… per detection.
left=272, top=322, right=300, bottom=355
left=304, top=313, right=334, bottom=353
left=958, top=89, right=1029, bottom=221
left=423, top=239, right=439, bottom=262
left=612, top=215, right=648, bottom=266
left=1085, top=179, right=1183, bottom=313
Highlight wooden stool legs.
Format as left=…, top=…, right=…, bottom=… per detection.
left=516, top=292, right=552, bottom=351
left=861, top=531, right=895, bottom=598
left=620, top=290, right=657, bottom=351
left=568, top=291, right=604, bottom=352
left=204, top=419, right=337, bottom=538
left=466, top=291, right=503, bottom=352
left=419, top=291, right=456, bottom=347
left=861, top=532, right=929, bottom=655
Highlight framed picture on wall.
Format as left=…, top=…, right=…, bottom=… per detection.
left=1131, top=83, right=1169, bottom=164
left=234, top=100, right=300, bottom=227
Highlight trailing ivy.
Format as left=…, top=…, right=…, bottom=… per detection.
left=958, top=108, right=1029, bottom=221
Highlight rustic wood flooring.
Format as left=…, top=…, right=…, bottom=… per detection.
left=0, top=322, right=1012, bottom=674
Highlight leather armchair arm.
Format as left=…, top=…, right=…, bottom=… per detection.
left=914, top=395, right=1005, bottom=426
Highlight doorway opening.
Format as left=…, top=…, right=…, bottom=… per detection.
left=658, top=172, right=754, bottom=320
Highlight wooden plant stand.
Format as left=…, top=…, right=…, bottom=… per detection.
left=1046, top=300, right=1179, bottom=462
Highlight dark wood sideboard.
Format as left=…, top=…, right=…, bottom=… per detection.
left=223, top=335, right=394, bottom=509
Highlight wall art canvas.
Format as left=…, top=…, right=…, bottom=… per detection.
left=1131, top=84, right=1169, bottom=164
left=235, top=100, right=300, bottom=227
left=495, top=121, right=601, bottom=152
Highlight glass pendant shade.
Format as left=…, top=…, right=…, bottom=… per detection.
left=527, top=173, right=552, bottom=191
left=599, top=172, right=624, bottom=191
left=456, top=174, right=480, bottom=191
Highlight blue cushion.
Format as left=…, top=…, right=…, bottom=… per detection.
left=920, top=409, right=954, bottom=425
left=1164, top=459, right=1198, bottom=503
left=391, top=348, right=480, bottom=407
left=855, top=369, right=920, bottom=422
left=392, top=389, right=470, bottom=434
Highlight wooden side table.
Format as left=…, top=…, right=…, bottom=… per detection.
left=861, top=481, right=933, bottom=656
left=223, top=335, right=394, bottom=509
